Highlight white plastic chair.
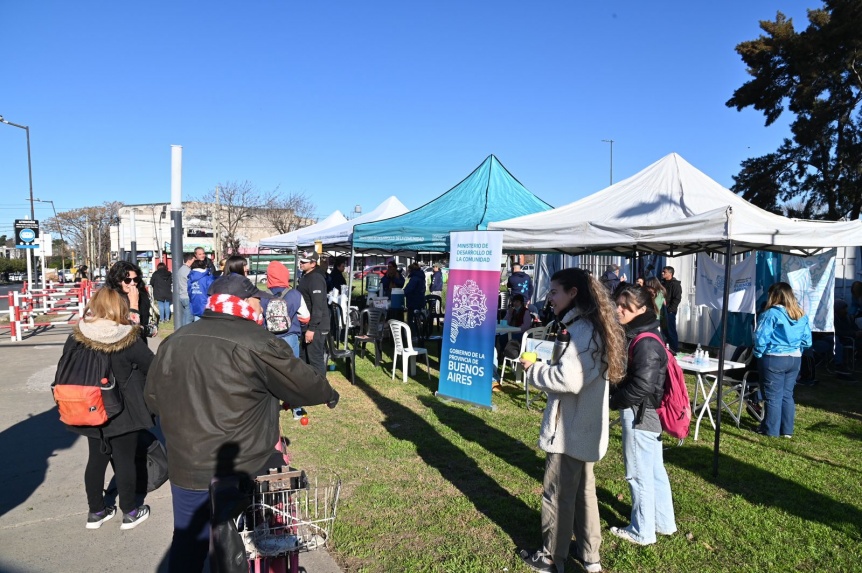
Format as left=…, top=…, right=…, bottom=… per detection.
left=388, top=320, right=430, bottom=383
left=500, top=326, right=550, bottom=408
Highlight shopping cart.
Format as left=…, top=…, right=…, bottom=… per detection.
left=238, top=466, right=341, bottom=573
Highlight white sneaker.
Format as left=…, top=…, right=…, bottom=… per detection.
left=610, top=525, right=653, bottom=546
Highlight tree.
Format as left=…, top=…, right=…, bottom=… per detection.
left=261, top=191, right=316, bottom=235
left=51, top=202, right=122, bottom=270
left=199, top=181, right=278, bottom=256
left=726, top=0, right=862, bottom=220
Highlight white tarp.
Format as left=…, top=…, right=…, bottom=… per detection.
left=258, top=210, right=347, bottom=250
left=295, top=196, right=409, bottom=250
left=488, top=153, right=862, bottom=257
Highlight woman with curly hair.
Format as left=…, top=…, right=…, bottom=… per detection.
left=519, top=267, right=626, bottom=573
left=105, top=260, right=154, bottom=341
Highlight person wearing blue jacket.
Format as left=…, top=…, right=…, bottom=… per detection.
left=754, top=282, right=812, bottom=438
left=187, top=259, right=215, bottom=319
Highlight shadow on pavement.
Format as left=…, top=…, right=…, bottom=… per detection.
left=0, top=408, right=79, bottom=517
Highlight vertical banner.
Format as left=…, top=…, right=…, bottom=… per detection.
left=437, top=231, right=503, bottom=408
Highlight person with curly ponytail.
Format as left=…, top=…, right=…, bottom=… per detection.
left=518, top=267, right=625, bottom=573
left=105, top=260, right=154, bottom=341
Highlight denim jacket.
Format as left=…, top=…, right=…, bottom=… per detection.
left=754, top=305, right=812, bottom=358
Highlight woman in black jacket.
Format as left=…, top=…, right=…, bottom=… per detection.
left=609, top=284, right=677, bottom=546
left=58, top=287, right=155, bottom=530
left=106, top=261, right=154, bottom=340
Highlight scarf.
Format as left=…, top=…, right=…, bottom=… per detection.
left=205, top=294, right=264, bottom=325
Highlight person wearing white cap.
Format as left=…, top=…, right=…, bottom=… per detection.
left=297, top=252, right=329, bottom=375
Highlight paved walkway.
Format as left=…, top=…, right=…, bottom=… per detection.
left=0, top=323, right=343, bottom=573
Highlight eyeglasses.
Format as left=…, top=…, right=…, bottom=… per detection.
left=122, top=277, right=141, bottom=285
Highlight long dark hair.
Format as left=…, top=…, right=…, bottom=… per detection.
left=550, top=268, right=626, bottom=383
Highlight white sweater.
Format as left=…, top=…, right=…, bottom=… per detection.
left=525, top=308, right=610, bottom=462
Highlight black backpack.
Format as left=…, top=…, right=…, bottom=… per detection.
left=52, top=340, right=123, bottom=427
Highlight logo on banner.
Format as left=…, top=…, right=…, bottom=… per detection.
left=449, top=280, right=488, bottom=342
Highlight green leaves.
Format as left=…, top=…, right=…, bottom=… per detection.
left=727, top=1, right=862, bottom=220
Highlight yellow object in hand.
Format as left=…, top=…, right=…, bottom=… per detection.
left=521, top=351, right=538, bottom=362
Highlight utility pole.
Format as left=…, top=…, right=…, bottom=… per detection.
left=601, top=139, right=615, bottom=185
left=213, top=185, right=222, bottom=262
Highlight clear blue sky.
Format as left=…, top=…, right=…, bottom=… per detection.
left=0, top=0, right=815, bottom=240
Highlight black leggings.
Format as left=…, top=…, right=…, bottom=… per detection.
left=85, top=431, right=140, bottom=514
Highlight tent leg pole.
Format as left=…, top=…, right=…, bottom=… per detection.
left=712, top=240, right=734, bottom=478
left=345, top=250, right=356, bottom=348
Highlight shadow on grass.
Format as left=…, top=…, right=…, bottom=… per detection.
left=351, top=370, right=541, bottom=549
left=666, top=443, right=862, bottom=536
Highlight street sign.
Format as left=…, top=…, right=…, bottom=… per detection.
left=14, top=219, right=39, bottom=249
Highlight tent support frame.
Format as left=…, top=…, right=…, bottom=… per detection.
left=711, top=238, right=734, bottom=478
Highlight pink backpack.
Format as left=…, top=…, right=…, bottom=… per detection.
left=630, top=332, right=692, bottom=440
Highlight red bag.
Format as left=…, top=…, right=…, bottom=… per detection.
left=52, top=340, right=122, bottom=427
left=630, top=332, right=692, bottom=440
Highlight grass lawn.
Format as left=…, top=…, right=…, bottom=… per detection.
left=276, top=343, right=862, bottom=573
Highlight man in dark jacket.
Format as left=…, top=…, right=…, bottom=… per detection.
left=660, top=266, right=683, bottom=353
left=430, top=264, right=443, bottom=296
left=145, top=273, right=339, bottom=572
left=507, top=263, right=534, bottom=304
left=150, top=262, right=173, bottom=321
left=600, top=264, right=625, bottom=295
left=297, top=252, right=329, bottom=375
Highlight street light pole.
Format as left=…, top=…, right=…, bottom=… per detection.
left=34, top=198, right=66, bottom=279
left=601, top=139, right=614, bottom=185
left=1, top=114, right=37, bottom=289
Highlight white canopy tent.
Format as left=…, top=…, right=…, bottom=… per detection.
left=258, top=210, right=348, bottom=251
left=489, top=153, right=862, bottom=475
left=489, top=153, right=862, bottom=257
left=295, top=196, right=409, bottom=251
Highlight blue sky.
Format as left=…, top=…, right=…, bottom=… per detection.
left=0, top=1, right=814, bottom=239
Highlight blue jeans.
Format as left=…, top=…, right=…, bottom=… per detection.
left=280, top=332, right=300, bottom=357
left=758, top=354, right=800, bottom=436
left=619, top=408, right=677, bottom=544
left=168, top=484, right=210, bottom=572
left=178, top=298, right=192, bottom=329
left=157, top=299, right=171, bottom=322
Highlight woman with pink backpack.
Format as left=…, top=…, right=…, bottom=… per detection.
left=610, top=284, right=678, bottom=546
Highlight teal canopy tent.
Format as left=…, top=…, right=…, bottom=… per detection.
left=352, top=155, right=553, bottom=254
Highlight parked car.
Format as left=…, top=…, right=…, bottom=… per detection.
left=521, top=263, right=535, bottom=277
left=353, top=265, right=388, bottom=279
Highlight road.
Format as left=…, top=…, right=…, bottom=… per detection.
left=0, top=284, right=20, bottom=314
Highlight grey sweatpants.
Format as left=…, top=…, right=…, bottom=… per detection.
left=541, top=453, right=602, bottom=570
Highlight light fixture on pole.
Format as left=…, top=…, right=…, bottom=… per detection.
left=1, top=114, right=36, bottom=289
left=34, top=198, right=66, bottom=280
left=601, top=139, right=614, bottom=185
left=353, top=205, right=362, bottom=220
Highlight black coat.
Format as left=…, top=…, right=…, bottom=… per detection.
left=298, top=266, right=329, bottom=334
left=662, top=277, right=682, bottom=313
left=150, top=268, right=173, bottom=301
left=609, top=314, right=666, bottom=411
left=145, top=310, right=339, bottom=489
left=61, top=324, right=155, bottom=439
